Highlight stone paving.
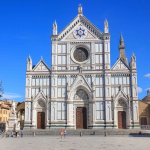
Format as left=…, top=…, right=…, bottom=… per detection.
left=0, top=136, right=150, bottom=150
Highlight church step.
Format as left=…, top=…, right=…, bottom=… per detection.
left=5, top=129, right=150, bottom=136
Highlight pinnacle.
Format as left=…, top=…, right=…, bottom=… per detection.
left=120, top=33, right=124, bottom=42
left=78, top=4, right=83, bottom=15
left=119, top=33, right=125, bottom=47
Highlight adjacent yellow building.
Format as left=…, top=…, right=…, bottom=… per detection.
left=139, top=90, right=150, bottom=128
left=0, top=101, right=11, bottom=123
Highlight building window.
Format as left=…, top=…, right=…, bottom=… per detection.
left=95, top=77, right=103, bottom=85
left=95, top=88, right=103, bottom=97
left=58, top=55, right=66, bottom=65
left=58, top=77, right=66, bottom=86
left=95, top=55, right=102, bottom=64
left=96, top=102, right=104, bottom=120
left=32, top=78, right=36, bottom=86
left=58, top=44, right=66, bottom=53
left=123, top=77, right=126, bottom=84
left=115, top=77, right=119, bottom=84
left=95, top=44, right=103, bottom=52
left=57, top=102, right=66, bottom=120
left=57, top=88, right=66, bottom=97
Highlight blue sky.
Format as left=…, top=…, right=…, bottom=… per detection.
left=0, top=0, right=150, bottom=101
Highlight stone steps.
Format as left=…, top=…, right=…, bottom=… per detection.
left=5, top=129, right=150, bottom=137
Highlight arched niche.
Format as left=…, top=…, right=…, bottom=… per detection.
left=117, top=98, right=128, bottom=108
left=74, top=89, right=89, bottom=100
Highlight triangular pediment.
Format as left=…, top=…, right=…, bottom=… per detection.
left=69, top=75, right=93, bottom=100
left=114, top=89, right=129, bottom=107
left=33, top=91, right=47, bottom=102
left=115, top=89, right=128, bottom=100
left=33, top=59, right=50, bottom=72
left=111, top=58, right=130, bottom=71
left=58, top=15, right=102, bottom=41
left=64, top=23, right=99, bottom=41
left=70, top=75, right=92, bottom=92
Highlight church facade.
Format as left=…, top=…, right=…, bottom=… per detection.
left=24, top=5, right=139, bottom=129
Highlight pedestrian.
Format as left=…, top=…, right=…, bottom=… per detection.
left=15, top=131, right=18, bottom=138
left=10, top=131, right=13, bottom=137
left=60, top=128, right=64, bottom=139
left=64, top=129, right=67, bottom=138
left=20, top=130, right=23, bottom=137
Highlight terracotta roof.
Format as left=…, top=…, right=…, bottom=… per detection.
left=142, top=95, right=150, bottom=104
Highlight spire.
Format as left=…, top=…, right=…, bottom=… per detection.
left=53, top=21, right=58, bottom=35
left=78, top=4, right=83, bottom=15
left=27, top=55, right=32, bottom=71
left=119, top=33, right=125, bottom=48
left=104, top=19, right=109, bottom=33
left=119, top=33, right=127, bottom=63
left=27, top=55, right=32, bottom=63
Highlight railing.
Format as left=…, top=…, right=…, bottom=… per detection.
left=141, top=125, right=150, bottom=130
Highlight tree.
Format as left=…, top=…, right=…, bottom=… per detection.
left=0, top=81, right=4, bottom=98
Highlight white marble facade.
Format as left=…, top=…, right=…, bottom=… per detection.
left=24, top=5, right=139, bottom=129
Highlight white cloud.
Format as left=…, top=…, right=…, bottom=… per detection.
left=3, top=92, right=22, bottom=100
left=144, top=73, right=150, bottom=78
left=138, top=87, right=143, bottom=93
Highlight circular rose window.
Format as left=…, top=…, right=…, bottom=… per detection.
left=73, top=47, right=88, bottom=62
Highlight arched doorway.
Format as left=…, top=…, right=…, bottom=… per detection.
left=76, top=107, right=87, bottom=129
left=37, top=112, right=45, bottom=129
left=74, top=89, right=88, bottom=129
left=116, top=98, right=128, bottom=129
left=118, top=111, right=126, bottom=129
left=36, top=99, right=46, bottom=129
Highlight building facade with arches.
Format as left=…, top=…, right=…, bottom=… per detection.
left=24, top=5, right=139, bottom=129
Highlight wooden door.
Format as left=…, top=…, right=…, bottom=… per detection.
left=141, top=117, right=147, bottom=125
left=118, top=111, right=126, bottom=129
left=37, top=112, right=45, bottom=129
left=76, top=107, right=87, bottom=129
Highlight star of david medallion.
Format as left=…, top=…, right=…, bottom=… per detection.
left=73, top=26, right=87, bottom=39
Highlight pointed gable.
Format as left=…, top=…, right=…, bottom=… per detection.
left=114, top=89, right=129, bottom=107
left=115, top=89, right=128, bottom=100
left=70, top=75, right=92, bottom=92
left=33, top=60, right=50, bottom=72
left=33, top=91, right=47, bottom=102
left=111, top=58, right=130, bottom=71
left=64, top=23, right=99, bottom=41
left=58, top=15, right=102, bottom=41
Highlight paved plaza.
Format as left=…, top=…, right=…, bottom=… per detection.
left=0, top=136, right=150, bottom=150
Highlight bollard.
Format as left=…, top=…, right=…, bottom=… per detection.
left=33, top=132, right=35, bottom=136
left=80, top=132, right=82, bottom=137
left=104, top=131, right=107, bottom=137
left=93, top=131, right=95, bottom=135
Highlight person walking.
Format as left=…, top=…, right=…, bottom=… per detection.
left=60, top=128, right=64, bottom=139
left=20, top=130, right=23, bottom=137
left=64, top=129, right=67, bottom=138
